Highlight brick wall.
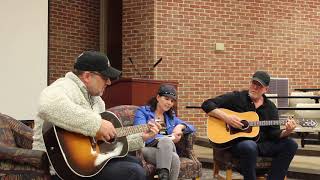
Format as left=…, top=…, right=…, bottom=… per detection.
left=122, top=0, right=156, bottom=79
left=48, top=0, right=100, bottom=83
left=122, top=0, right=320, bottom=136
left=49, top=0, right=320, bottom=137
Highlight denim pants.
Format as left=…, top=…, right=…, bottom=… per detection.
left=231, top=138, right=298, bottom=180
left=51, top=155, right=147, bottom=180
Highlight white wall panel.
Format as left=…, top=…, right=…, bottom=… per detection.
left=0, top=0, right=48, bottom=120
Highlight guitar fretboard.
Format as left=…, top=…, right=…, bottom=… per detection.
left=248, top=117, right=312, bottom=127
left=249, top=119, right=288, bottom=127
left=116, top=124, right=149, bottom=137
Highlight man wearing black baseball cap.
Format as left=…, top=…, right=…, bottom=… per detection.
left=73, top=51, right=121, bottom=97
left=74, top=51, right=121, bottom=80
left=33, top=51, right=159, bottom=180
left=201, top=71, right=297, bottom=180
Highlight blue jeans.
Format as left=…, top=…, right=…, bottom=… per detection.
left=231, top=138, right=298, bottom=180
left=51, top=155, right=147, bottom=180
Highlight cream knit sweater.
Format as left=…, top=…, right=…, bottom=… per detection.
left=32, top=72, right=144, bottom=156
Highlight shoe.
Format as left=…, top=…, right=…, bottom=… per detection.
left=157, top=168, right=169, bottom=180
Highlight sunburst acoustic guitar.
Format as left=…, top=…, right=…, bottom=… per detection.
left=207, top=108, right=318, bottom=149
left=42, top=111, right=149, bottom=180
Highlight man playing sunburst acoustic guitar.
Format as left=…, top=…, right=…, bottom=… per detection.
left=201, top=71, right=298, bottom=180
left=32, top=51, right=160, bottom=180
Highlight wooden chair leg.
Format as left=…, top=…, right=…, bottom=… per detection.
left=257, top=175, right=266, bottom=180
left=213, top=161, right=220, bottom=178
left=256, top=174, right=287, bottom=180
left=225, top=168, right=233, bottom=180
left=214, top=163, right=232, bottom=180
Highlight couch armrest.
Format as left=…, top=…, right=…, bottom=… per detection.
left=9, top=121, right=33, bottom=149
left=135, top=150, right=156, bottom=176
left=13, top=130, right=33, bottom=149
left=176, top=133, right=196, bottom=158
left=0, top=144, right=49, bottom=169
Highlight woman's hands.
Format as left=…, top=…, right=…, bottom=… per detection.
left=172, top=124, right=186, bottom=143
left=142, top=120, right=162, bottom=141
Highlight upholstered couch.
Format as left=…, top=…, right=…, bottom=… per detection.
left=0, top=113, right=50, bottom=179
left=107, top=105, right=202, bottom=180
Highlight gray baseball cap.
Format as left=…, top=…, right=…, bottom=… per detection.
left=252, top=71, right=270, bottom=87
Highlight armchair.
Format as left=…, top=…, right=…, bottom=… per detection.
left=0, top=113, right=50, bottom=179
left=107, top=105, right=202, bottom=180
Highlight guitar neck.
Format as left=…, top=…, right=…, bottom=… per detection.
left=116, top=124, right=149, bottom=137
left=249, top=120, right=288, bottom=127
left=249, top=119, right=300, bottom=126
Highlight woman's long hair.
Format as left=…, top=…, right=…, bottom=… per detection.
left=147, top=96, right=174, bottom=120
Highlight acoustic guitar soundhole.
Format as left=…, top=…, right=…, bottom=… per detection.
left=229, top=120, right=250, bottom=134
left=240, top=120, right=249, bottom=130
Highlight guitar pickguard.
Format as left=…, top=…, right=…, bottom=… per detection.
left=94, top=141, right=124, bottom=166
left=228, top=125, right=253, bottom=135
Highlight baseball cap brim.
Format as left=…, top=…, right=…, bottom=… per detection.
left=252, top=77, right=267, bottom=87
left=100, top=66, right=122, bottom=80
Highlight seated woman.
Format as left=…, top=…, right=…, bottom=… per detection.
left=133, top=84, right=195, bottom=180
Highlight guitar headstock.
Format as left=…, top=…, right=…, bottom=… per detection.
left=300, top=119, right=318, bottom=128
